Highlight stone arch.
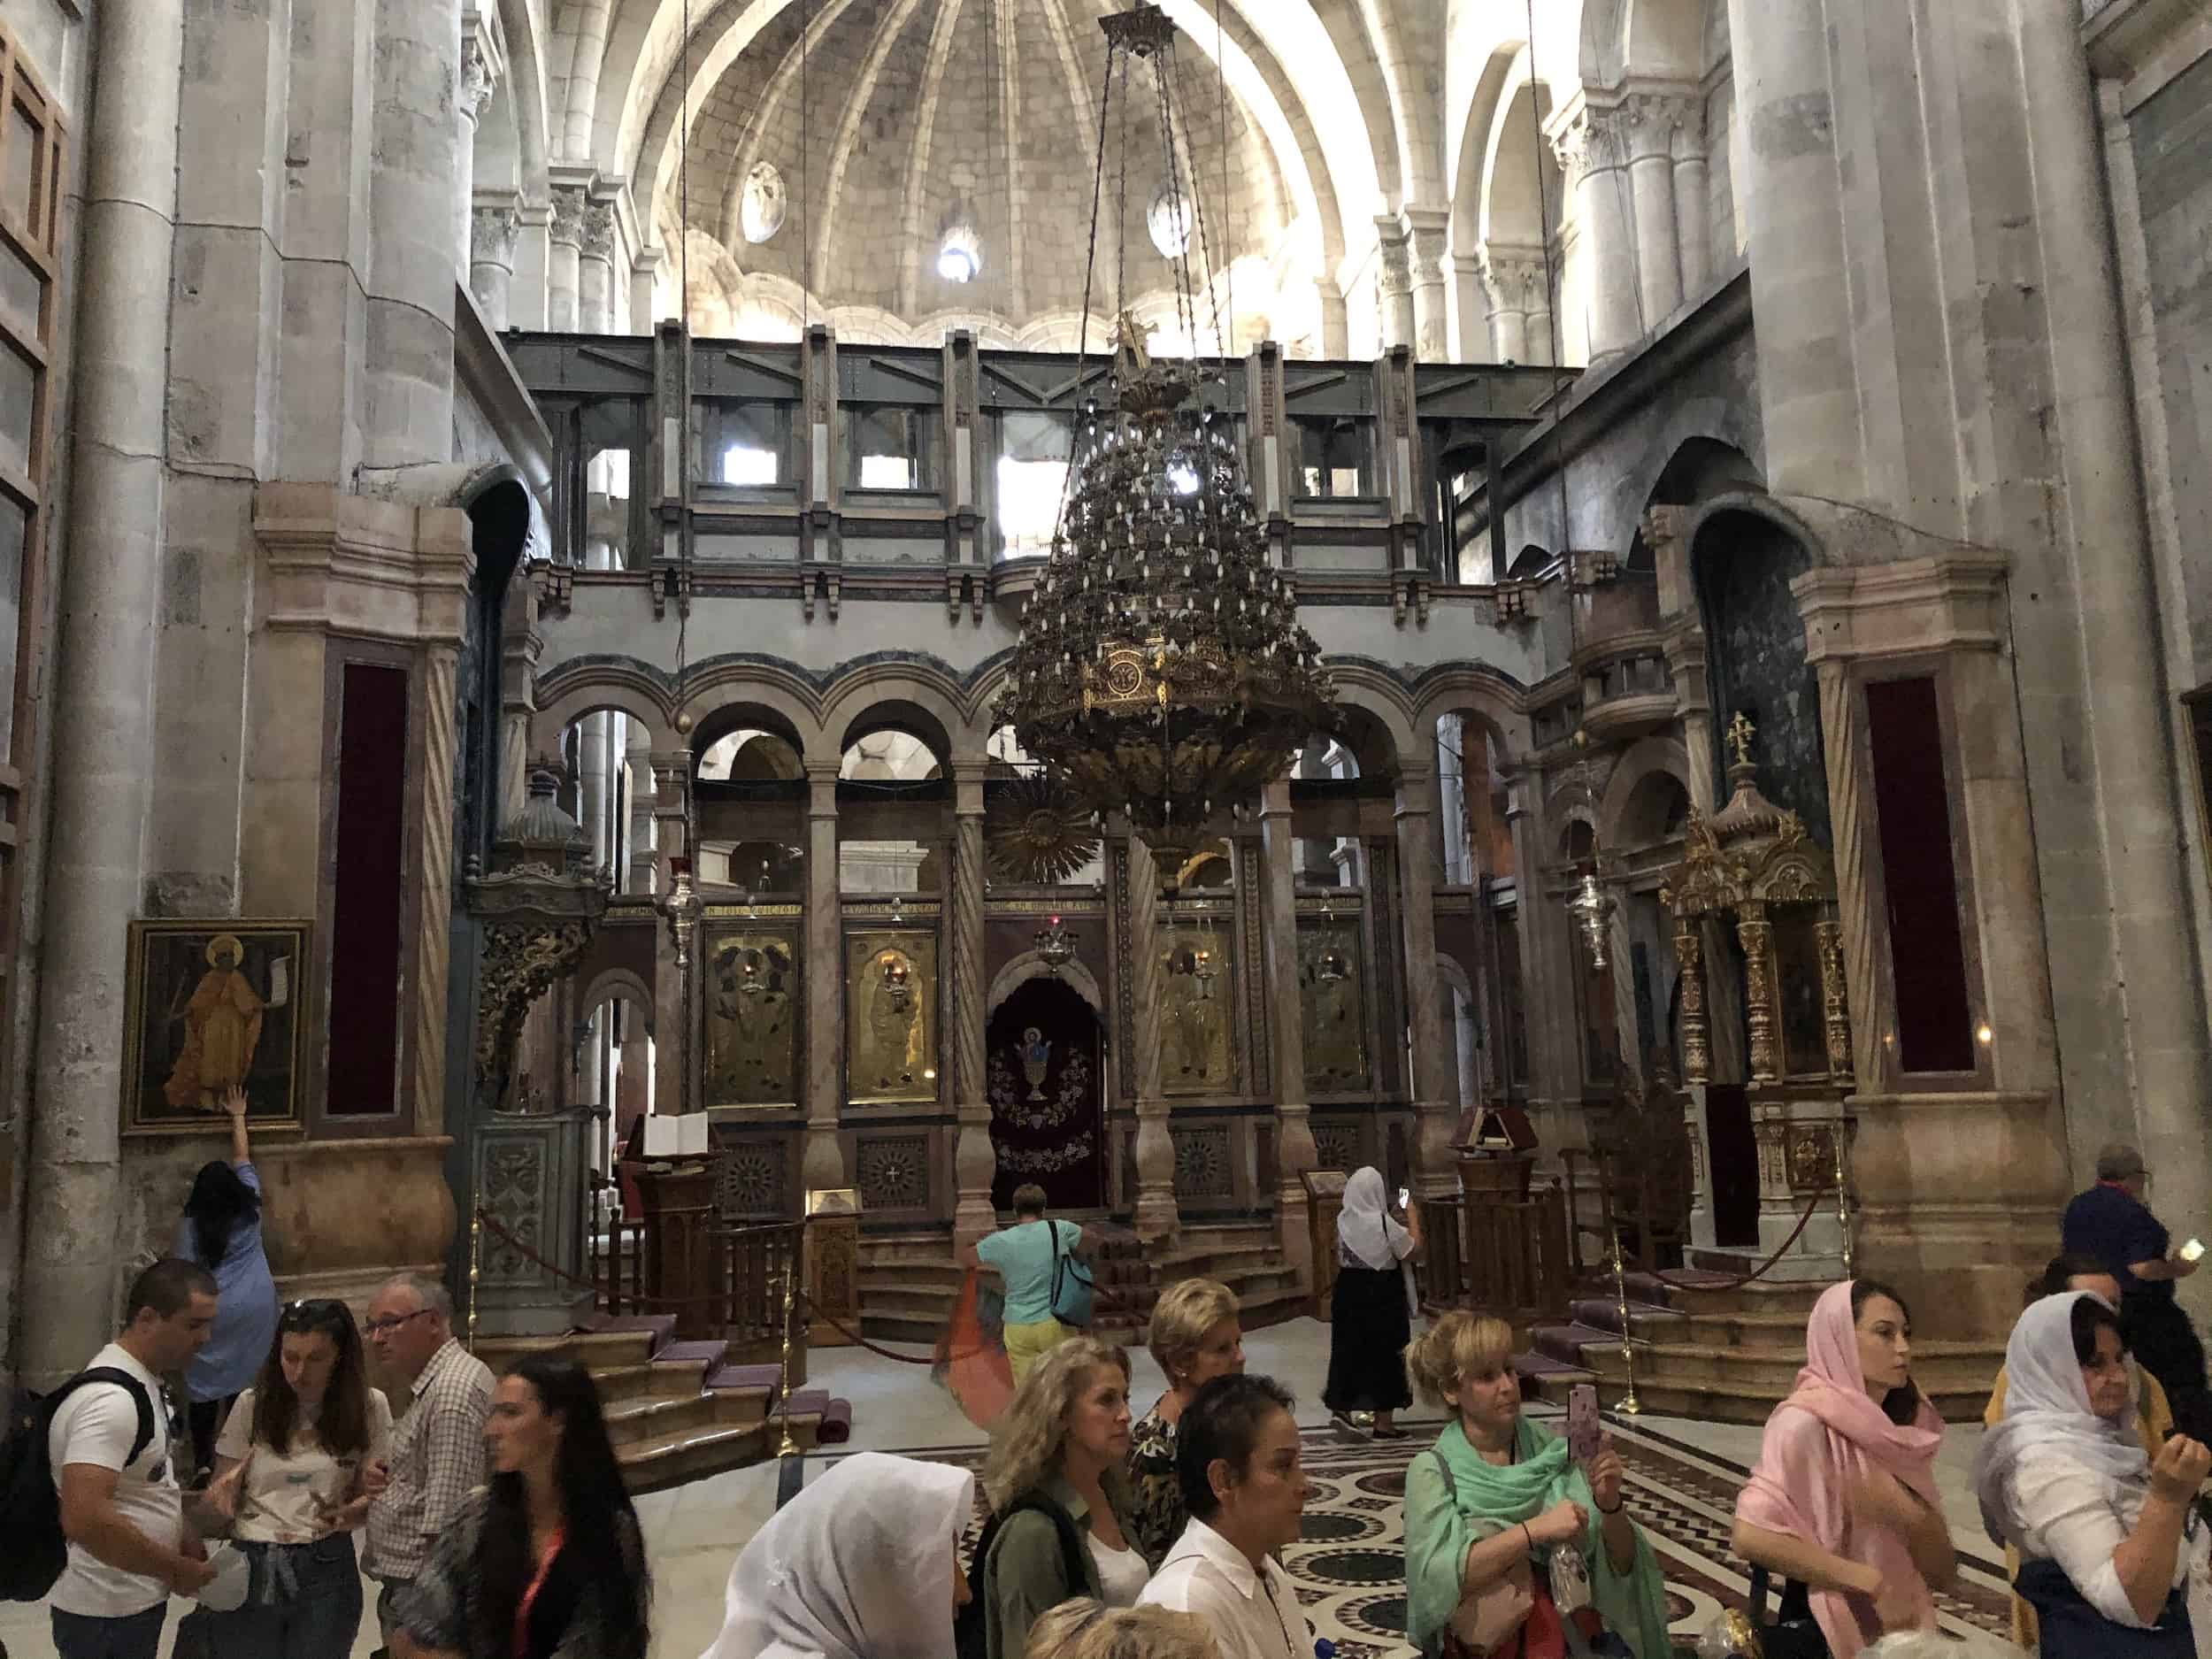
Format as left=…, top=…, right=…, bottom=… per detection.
left=531, top=681, right=677, bottom=756
left=580, top=966, right=656, bottom=1025
left=819, top=664, right=985, bottom=768
left=987, top=952, right=1106, bottom=1018
left=677, top=664, right=830, bottom=764
left=1321, top=665, right=1421, bottom=774
left=1597, top=736, right=1694, bottom=848
left=1409, top=671, right=1532, bottom=770
left=1578, top=0, right=1711, bottom=87
left=1601, top=409, right=1765, bottom=567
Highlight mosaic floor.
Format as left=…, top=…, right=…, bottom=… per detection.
left=854, top=1410, right=2017, bottom=1659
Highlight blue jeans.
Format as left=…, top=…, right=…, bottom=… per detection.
left=50, top=1603, right=166, bottom=1659
left=172, top=1535, right=365, bottom=1659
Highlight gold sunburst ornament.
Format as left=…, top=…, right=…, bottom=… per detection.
left=987, top=774, right=1102, bottom=884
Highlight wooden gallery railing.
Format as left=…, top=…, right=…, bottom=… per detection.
left=1421, top=1182, right=1574, bottom=1328
left=588, top=1211, right=806, bottom=1361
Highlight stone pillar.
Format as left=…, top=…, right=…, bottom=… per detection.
left=548, top=183, right=584, bottom=333
left=1723, top=0, right=1863, bottom=496
left=626, top=726, right=657, bottom=897
left=1404, top=209, right=1450, bottom=362
left=470, top=203, right=518, bottom=330
left=803, top=766, right=848, bottom=1192
left=1447, top=251, right=1487, bottom=362
left=579, top=710, right=612, bottom=876
left=21, top=0, right=181, bottom=1386
left=1624, top=95, right=1685, bottom=326
left=362, top=0, right=459, bottom=474
left=1478, top=250, right=1530, bottom=366
left=1503, top=767, right=1583, bottom=1164
left=457, top=34, right=496, bottom=278
left=1123, top=832, right=1179, bottom=1240
left=649, top=751, right=692, bottom=1118
left=1551, top=103, right=1639, bottom=365
left=1259, top=782, right=1316, bottom=1283
left=950, top=767, right=995, bottom=1248
left=1376, top=217, right=1416, bottom=351
left=579, top=199, right=615, bottom=335
left=1672, top=102, right=1711, bottom=298
left=1396, top=765, right=1455, bottom=1192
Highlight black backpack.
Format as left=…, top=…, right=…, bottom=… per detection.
left=954, top=1495, right=1090, bottom=1659
left=0, top=1369, right=158, bottom=1601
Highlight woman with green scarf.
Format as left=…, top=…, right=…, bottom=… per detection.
left=1402, top=1312, right=1673, bottom=1658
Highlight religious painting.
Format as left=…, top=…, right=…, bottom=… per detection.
left=846, top=930, right=939, bottom=1102
left=1297, top=915, right=1371, bottom=1093
left=1158, top=923, right=1234, bottom=1094
left=987, top=977, right=1103, bottom=1209
left=1770, top=912, right=1828, bottom=1079
left=704, top=928, right=798, bottom=1105
left=122, top=920, right=311, bottom=1134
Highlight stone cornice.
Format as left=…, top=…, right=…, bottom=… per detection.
left=2084, top=0, right=2212, bottom=104
left=1792, top=554, right=2012, bottom=664
left=253, top=482, right=475, bottom=646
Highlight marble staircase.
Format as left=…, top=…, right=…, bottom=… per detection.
left=1513, top=1272, right=2001, bottom=1425
left=472, top=1314, right=848, bottom=1492
left=1164, top=1221, right=1306, bottom=1330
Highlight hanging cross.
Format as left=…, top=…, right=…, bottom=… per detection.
left=1725, top=710, right=1757, bottom=767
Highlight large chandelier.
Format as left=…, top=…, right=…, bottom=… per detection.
left=994, top=3, right=1333, bottom=870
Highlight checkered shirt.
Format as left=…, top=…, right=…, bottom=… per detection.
left=365, top=1338, right=495, bottom=1583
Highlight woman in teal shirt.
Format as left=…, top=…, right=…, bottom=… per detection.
left=1402, top=1312, right=1672, bottom=1658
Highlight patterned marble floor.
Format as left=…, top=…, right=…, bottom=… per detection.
left=858, top=1409, right=2017, bottom=1659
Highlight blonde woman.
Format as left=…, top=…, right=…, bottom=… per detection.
left=1026, top=1601, right=1223, bottom=1659
left=1127, top=1279, right=1246, bottom=1564
left=974, top=1338, right=1145, bottom=1659
left=1402, top=1311, right=1671, bottom=1658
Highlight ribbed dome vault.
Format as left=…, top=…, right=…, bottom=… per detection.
left=666, top=0, right=1293, bottom=343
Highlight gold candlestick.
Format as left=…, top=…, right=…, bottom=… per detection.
left=774, top=1252, right=803, bottom=1459
left=1832, top=1122, right=1855, bottom=1283
left=1611, top=1231, right=1643, bottom=1416
left=467, top=1208, right=484, bottom=1351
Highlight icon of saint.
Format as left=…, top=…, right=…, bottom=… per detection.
left=163, top=934, right=266, bottom=1110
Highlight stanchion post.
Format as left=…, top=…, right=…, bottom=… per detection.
left=1610, top=1230, right=1642, bottom=1417
left=774, top=1248, right=803, bottom=1459
left=1832, top=1120, right=1855, bottom=1282
left=468, top=1208, right=484, bottom=1351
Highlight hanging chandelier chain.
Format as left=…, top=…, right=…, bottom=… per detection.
left=1217, top=0, right=1233, bottom=353
left=1115, top=42, right=1132, bottom=321
left=1055, top=41, right=1121, bottom=552
left=1164, top=41, right=1226, bottom=364
left=1152, top=48, right=1196, bottom=361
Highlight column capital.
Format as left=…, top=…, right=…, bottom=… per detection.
left=1375, top=215, right=1414, bottom=298
left=461, top=33, right=501, bottom=125
left=580, top=200, right=617, bottom=264
left=1478, top=244, right=1548, bottom=313
left=549, top=183, right=587, bottom=250
left=1548, top=102, right=1631, bottom=185
left=1620, top=89, right=1701, bottom=162
left=472, top=201, right=520, bottom=267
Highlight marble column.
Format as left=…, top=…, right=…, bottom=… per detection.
left=1672, top=102, right=1711, bottom=299
left=1395, top=766, right=1454, bottom=1191
left=1480, top=250, right=1549, bottom=368
left=580, top=199, right=615, bottom=336
left=22, top=0, right=180, bottom=1386
left=548, top=184, right=585, bottom=333
left=649, top=750, right=693, bottom=1118
left=1723, top=0, right=1863, bottom=495
left=1503, top=768, right=1582, bottom=1161
left=1552, top=103, right=1638, bottom=365
left=1259, top=782, right=1316, bottom=1282
left=1124, top=831, right=1179, bottom=1240
left=1376, top=217, right=1416, bottom=351
left=803, top=767, right=848, bottom=1191
left=1624, top=94, right=1685, bottom=326
left=1404, top=210, right=1451, bottom=362
left=950, top=768, right=995, bottom=1247
left=626, top=726, right=657, bottom=897
left=1447, top=251, right=1486, bottom=363
left=457, top=35, right=496, bottom=278
left=470, top=203, right=518, bottom=330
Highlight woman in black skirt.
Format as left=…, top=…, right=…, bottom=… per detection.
left=1325, top=1165, right=1424, bottom=1438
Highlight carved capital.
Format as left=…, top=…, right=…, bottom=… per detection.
left=1377, top=228, right=1414, bottom=298
left=472, top=203, right=520, bottom=267
left=549, top=184, right=587, bottom=249
left=580, top=200, right=617, bottom=263
left=1478, top=247, right=1549, bottom=315
left=1550, top=104, right=1630, bottom=185
left=1621, top=92, right=1699, bottom=161
left=460, top=37, right=499, bottom=124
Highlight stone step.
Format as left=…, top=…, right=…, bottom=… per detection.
left=1531, top=1321, right=1625, bottom=1369
left=1567, top=1298, right=1686, bottom=1339
left=582, top=1312, right=680, bottom=1352
left=857, top=1258, right=966, bottom=1288
left=1676, top=1308, right=1850, bottom=1349
left=1511, top=1349, right=1601, bottom=1401
left=863, top=1312, right=947, bottom=1346
left=1567, top=1335, right=2001, bottom=1408
left=469, top=1326, right=658, bottom=1371
left=618, top=1418, right=772, bottom=1496
left=861, top=1285, right=957, bottom=1321
left=603, top=1392, right=720, bottom=1448
left=589, top=1363, right=662, bottom=1405
left=649, top=1337, right=730, bottom=1392
left=1622, top=1270, right=1830, bottom=1317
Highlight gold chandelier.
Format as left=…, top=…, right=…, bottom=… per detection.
left=993, top=2, right=1333, bottom=871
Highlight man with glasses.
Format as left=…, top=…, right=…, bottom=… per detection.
left=360, top=1273, right=492, bottom=1659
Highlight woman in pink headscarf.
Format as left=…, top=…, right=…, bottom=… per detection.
left=1731, top=1280, right=1958, bottom=1656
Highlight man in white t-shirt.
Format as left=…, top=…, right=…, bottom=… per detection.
left=48, top=1258, right=223, bottom=1659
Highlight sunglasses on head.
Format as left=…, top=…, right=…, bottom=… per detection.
left=280, top=1298, right=353, bottom=1330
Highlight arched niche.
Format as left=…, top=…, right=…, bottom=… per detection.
left=691, top=703, right=809, bottom=893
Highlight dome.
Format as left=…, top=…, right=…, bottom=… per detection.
left=667, top=0, right=1292, bottom=344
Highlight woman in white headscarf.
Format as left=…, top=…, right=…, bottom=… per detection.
left=1974, top=1291, right=2211, bottom=1658
left=1323, top=1165, right=1424, bottom=1440
left=701, top=1452, right=979, bottom=1659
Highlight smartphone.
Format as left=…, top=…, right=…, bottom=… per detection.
left=2182, top=1239, right=2205, bottom=1264
left=1397, top=1187, right=1410, bottom=1210
left=1567, top=1383, right=1601, bottom=1465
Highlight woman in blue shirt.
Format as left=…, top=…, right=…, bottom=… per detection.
left=173, top=1084, right=279, bottom=1478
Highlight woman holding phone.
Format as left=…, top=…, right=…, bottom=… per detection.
left=1325, top=1166, right=1422, bottom=1440
left=1402, top=1311, right=1673, bottom=1657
